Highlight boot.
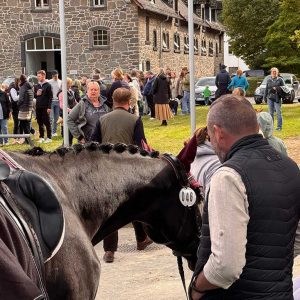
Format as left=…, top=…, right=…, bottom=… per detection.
left=103, top=251, right=115, bottom=263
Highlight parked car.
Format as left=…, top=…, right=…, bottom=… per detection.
left=2, top=75, right=38, bottom=86
left=254, top=73, right=300, bottom=104
left=195, top=77, right=217, bottom=105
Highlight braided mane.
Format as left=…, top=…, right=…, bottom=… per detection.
left=24, top=142, right=160, bottom=159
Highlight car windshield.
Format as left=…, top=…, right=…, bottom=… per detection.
left=262, top=75, right=292, bottom=85
left=196, top=78, right=215, bottom=87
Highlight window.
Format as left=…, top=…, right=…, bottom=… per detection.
left=175, top=0, right=178, bottom=12
left=146, top=60, right=151, bottom=71
left=25, top=37, right=61, bottom=51
left=215, top=42, right=218, bottom=57
left=194, top=38, right=199, bottom=54
left=34, top=0, right=49, bottom=8
left=92, top=29, right=109, bottom=47
left=201, top=39, right=207, bottom=56
left=209, top=41, right=214, bottom=56
left=174, top=33, right=180, bottom=52
left=184, top=36, right=189, bottom=53
left=162, top=32, right=170, bottom=50
left=146, top=17, right=150, bottom=43
left=153, top=30, right=158, bottom=50
left=92, top=0, right=105, bottom=7
left=201, top=4, right=205, bottom=20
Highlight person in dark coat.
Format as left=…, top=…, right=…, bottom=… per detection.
left=18, top=75, right=34, bottom=144
left=8, top=78, right=20, bottom=144
left=215, top=64, right=231, bottom=100
left=152, top=68, right=173, bottom=126
left=0, top=84, right=11, bottom=145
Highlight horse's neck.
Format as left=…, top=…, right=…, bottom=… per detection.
left=8, top=151, right=166, bottom=239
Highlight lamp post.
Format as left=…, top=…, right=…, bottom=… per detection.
left=188, top=0, right=196, bottom=135
left=59, top=0, right=69, bottom=146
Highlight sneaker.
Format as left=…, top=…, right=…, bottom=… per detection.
left=18, top=138, right=25, bottom=145
left=150, top=117, right=155, bottom=120
left=30, top=128, right=36, bottom=135
left=4, top=142, right=9, bottom=146
left=103, top=251, right=114, bottom=263
left=44, top=138, right=52, bottom=144
left=52, top=133, right=58, bottom=137
left=38, top=138, right=45, bottom=143
left=276, top=127, right=282, bottom=131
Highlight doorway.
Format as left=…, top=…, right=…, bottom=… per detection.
left=25, top=36, right=61, bottom=79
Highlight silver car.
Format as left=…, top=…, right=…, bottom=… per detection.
left=254, top=73, right=300, bottom=104
left=195, top=77, right=217, bottom=105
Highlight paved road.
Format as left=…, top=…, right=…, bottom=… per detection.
left=95, top=227, right=300, bottom=300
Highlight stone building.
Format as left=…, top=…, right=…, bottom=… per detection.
left=0, top=0, right=225, bottom=80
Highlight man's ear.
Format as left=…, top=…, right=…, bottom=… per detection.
left=213, top=124, right=223, bottom=141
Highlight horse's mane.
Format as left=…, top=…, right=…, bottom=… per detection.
left=24, top=143, right=160, bottom=159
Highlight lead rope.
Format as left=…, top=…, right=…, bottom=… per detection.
left=177, top=256, right=189, bottom=300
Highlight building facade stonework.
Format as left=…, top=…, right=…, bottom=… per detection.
left=0, top=0, right=225, bottom=80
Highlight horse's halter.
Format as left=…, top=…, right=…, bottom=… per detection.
left=161, top=154, right=203, bottom=299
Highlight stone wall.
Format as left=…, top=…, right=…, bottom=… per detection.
left=0, top=0, right=224, bottom=81
left=138, top=10, right=224, bottom=79
left=0, top=0, right=139, bottom=80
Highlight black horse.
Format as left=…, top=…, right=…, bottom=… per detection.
left=5, top=143, right=201, bottom=299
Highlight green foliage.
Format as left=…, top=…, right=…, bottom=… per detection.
left=264, top=0, right=300, bottom=73
left=290, top=30, right=300, bottom=48
left=222, top=0, right=280, bottom=69
left=246, top=77, right=265, bottom=97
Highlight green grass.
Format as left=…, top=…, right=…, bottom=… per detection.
left=2, top=103, right=300, bottom=155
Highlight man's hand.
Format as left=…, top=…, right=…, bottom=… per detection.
left=47, top=108, right=51, bottom=114
left=79, top=138, right=86, bottom=144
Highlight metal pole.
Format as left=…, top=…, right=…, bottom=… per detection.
left=188, top=0, right=196, bottom=135
left=59, top=0, right=69, bottom=146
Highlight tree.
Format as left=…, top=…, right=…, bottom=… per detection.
left=291, top=30, right=300, bottom=48
left=264, top=0, right=300, bottom=73
left=222, top=0, right=280, bottom=69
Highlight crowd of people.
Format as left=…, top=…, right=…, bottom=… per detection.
left=0, top=61, right=299, bottom=299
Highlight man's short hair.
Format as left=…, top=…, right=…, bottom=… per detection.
left=37, top=70, right=46, bottom=76
left=208, top=95, right=258, bottom=136
left=112, top=88, right=131, bottom=105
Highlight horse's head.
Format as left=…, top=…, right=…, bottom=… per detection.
left=92, top=153, right=201, bottom=271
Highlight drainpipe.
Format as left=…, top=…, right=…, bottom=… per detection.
left=159, top=15, right=170, bottom=67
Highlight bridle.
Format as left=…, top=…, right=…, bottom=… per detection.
left=161, top=153, right=203, bottom=299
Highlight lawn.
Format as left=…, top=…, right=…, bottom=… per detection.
left=3, top=103, right=300, bottom=155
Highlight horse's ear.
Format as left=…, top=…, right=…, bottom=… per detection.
left=54, top=147, right=70, bottom=157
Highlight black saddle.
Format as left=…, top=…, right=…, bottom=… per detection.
left=4, top=167, right=64, bottom=262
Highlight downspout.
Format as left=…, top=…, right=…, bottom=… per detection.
left=159, top=15, right=170, bottom=67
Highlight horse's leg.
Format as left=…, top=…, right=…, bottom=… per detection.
left=45, top=211, right=100, bottom=300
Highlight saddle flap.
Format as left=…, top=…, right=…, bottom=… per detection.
left=4, top=170, right=64, bottom=262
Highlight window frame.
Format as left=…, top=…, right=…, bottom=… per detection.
left=90, top=0, right=107, bottom=10
left=162, top=31, right=170, bottom=52
left=90, top=27, right=110, bottom=50
left=31, top=0, right=51, bottom=12
left=184, top=36, right=189, bottom=54
left=174, top=33, right=180, bottom=53
left=153, top=30, right=158, bottom=51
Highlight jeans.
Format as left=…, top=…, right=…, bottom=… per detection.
left=12, top=112, right=19, bottom=134
left=0, top=119, right=8, bottom=144
left=268, top=99, right=282, bottom=129
left=51, top=101, right=60, bottom=134
left=182, top=91, right=190, bottom=114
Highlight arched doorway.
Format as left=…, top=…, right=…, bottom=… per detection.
left=25, top=36, right=61, bottom=78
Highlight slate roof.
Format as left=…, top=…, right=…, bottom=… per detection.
left=133, top=0, right=179, bottom=18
